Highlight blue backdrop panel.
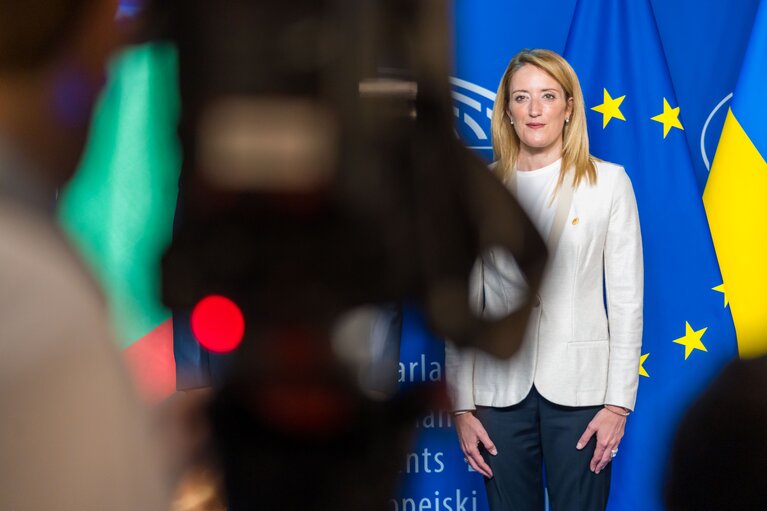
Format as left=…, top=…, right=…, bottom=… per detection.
left=395, top=306, right=488, bottom=511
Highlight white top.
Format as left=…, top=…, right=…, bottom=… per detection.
left=513, top=158, right=561, bottom=241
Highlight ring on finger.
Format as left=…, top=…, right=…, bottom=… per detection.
left=610, top=448, right=618, bottom=458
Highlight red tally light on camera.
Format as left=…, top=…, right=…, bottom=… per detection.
left=190, top=295, right=245, bottom=353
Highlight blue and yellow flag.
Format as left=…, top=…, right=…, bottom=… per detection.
left=564, top=0, right=738, bottom=509
left=704, top=0, right=767, bottom=359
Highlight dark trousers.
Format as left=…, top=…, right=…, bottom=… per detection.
left=477, top=386, right=610, bottom=511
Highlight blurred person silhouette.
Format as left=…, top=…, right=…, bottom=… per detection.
left=665, top=355, right=767, bottom=511
left=0, top=0, right=169, bottom=509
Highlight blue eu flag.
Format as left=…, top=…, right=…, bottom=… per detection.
left=563, top=1, right=738, bottom=509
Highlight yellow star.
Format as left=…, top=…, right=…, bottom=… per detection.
left=591, top=88, right=626, bottom=128
left=651, top=98, right=684, bottom=138
left=712, top=283, right=728, bottom=308
left=673, top=322, right=708, bottom=360
left=639, top=353, right=650, bottom=378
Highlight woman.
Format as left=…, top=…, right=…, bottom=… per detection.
left=445, top=48, right=643, bottom=511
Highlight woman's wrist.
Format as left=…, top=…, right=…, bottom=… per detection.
left=604, top=404, right=630, bottom=417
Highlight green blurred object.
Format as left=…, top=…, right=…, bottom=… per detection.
left=58, top=43, right=181, bottom=349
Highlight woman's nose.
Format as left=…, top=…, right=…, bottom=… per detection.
left=529, top=98, right=541, bottom=116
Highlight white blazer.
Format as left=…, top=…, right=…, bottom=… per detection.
left=445, top=160, right=643, bottom=411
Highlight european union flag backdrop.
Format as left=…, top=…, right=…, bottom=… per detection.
left=564, top=0, right=738, bottom=509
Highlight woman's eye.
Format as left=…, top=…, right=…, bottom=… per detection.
left=543, top=93, right=556, bottom=100
left=514, top=95, right=527, bottom=102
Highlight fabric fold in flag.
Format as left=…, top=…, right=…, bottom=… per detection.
left=704, top=0, right=767, bottom=358
left=563, top=0, right=738, bottom=509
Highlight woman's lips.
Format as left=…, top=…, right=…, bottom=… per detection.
left=526, top=123, right=545, bottom=129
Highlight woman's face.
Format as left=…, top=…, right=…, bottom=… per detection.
left=507, top=64, right=573, bottom=160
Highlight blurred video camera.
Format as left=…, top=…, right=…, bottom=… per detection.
left=146, top=1, right=547, bottom=509
left=154, top=0, right=546, bottom=357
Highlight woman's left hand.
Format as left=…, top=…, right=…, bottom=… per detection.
left=575, top=406, right=627, bottom=474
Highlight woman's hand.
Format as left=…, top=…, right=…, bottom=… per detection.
left=454, top=412, right=498, bottom=478
left=575, top=406, right=627, bottom=474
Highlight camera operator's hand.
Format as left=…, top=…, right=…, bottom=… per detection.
left=454, top=412, right=497, bottom=478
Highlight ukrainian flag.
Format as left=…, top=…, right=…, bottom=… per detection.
left=564, top=0, right=737, bottom=509
left=704, top=0, right=767, bottom=358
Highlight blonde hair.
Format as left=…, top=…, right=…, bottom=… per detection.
left=491, top=48, right=596, bottom=189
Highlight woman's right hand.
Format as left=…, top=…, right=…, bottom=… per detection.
left=454, top=412, right=497, bottom=478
